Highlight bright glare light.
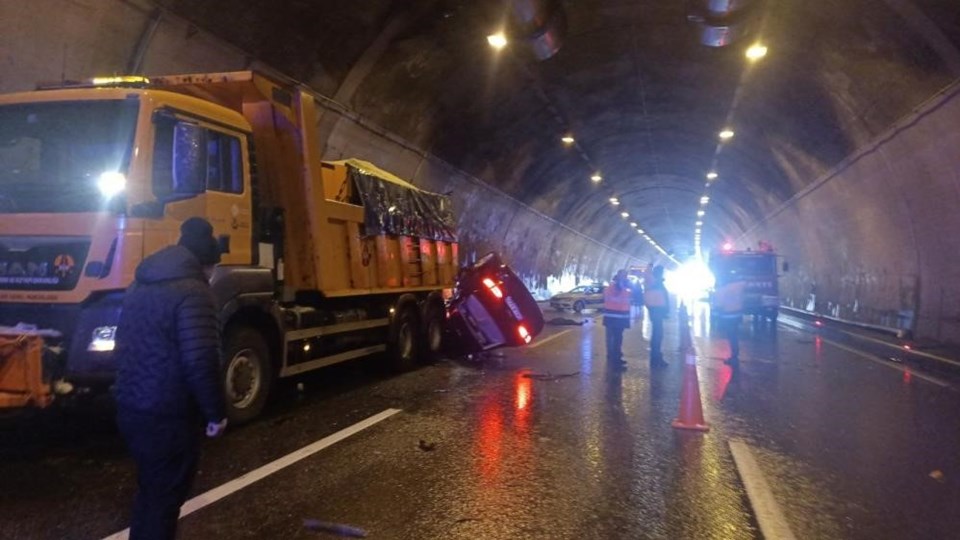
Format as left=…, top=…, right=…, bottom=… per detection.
left=746, top=44, right=768, bottom=61
left=719, top=129, right=735, bottom=140
left=487, top=32, right=508, bottom=49
left=700, top=196, right=710, bottom=205
left=561, top=135, right=575, bottom=145
left=591, top=173, right=602, bottom=183
left=706, top=171, right=718, bottom=180
left=665, top=259, right=715, bottom=304
left=97, top=172, right=126, bottom=199
left=723, top=242, right=734, bottom=251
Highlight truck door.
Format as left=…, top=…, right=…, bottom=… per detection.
left=202, top=128, right=252, bottom=265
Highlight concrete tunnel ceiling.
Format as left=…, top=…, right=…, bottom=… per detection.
left=154, top=0, right=960, bottom=261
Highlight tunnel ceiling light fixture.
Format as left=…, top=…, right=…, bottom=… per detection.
left=620, top=211, right=629, bottom=218
left=561, top=135, right=575, bottom=145
left=746, top=43, right=768, bottom=61
left=700, top=196, right=710, bottom=205
left=697, top=210, right=705, bottom=217
left=637, top=229, right=644, bottom=234
left=630, top=222, right=637, bottom=227
left=487, top=32, right=508, bottom=49
left=706, top=171, right=718, bottom=180
left=718, top=129, right=735, bottom=140
left=695, top=221, right=703, bottom=226
left=591, top=173, right=602, bottom=182
left=609, top=197, right=619, bottom=205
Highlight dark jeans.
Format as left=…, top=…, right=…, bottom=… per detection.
left=720, top=315, right=741, bottom=360
left=649, top=315, right=664, bottom=362
left=606, top=325, right=625, bottom=362
left=117, top=408, right=202, bottom=540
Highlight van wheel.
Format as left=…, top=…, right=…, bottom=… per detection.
left=573, top=300, right=585, bottom=313
left=222, top=327, right=272, bottom=424
left=422, top=300, right=446, bottom=363
left=389, top=305, right=420, bottom=372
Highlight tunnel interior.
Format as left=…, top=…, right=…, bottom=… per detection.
left=3, top=0, right=960, bottom=342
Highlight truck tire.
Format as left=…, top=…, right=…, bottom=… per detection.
left=222, top=326, right=272, bottom=424
left=389, top=305, right=420, bottom=372
left=422, top=300, right=446, bottom=363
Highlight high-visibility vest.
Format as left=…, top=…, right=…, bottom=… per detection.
left=603, top=285, right=631, bottom=316
left=715, top=281, right=746, bottom=313
left=644, top=286, right=667, bottom=307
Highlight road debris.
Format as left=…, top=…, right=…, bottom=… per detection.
left=929, top=470, right=945, bottom=482
left=303, top=519, right=368, bottom=537
left=418, top=439, right=437, bottom=451
left=521, top=371, right=580, bottom=381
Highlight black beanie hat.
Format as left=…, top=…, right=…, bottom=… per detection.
left=178, top=217, right=222, bottom=266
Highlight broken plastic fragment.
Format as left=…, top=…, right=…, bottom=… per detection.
left=303, top=519, right=368, bottom=537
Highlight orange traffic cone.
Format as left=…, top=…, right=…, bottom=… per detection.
left=672, top=351, right=710, bottom=432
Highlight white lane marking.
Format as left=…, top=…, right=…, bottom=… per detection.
left=782, top=314, right=960, bottom=369
left=102, top=408, right=402, bottom=540
left=842, top=331, right=960, bottom=368
left=822, top=338, right=951, bottom=389
left=729, top=440, right=798, bottom=540
left=528, top=328, right=574, bottom=349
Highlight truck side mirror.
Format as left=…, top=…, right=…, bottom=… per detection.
left=172, top=123, right=207, bottom=196
left=782, top=261, right=790, bottom=273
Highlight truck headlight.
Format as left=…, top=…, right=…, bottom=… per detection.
left=88, top=325, right=117, bottom=352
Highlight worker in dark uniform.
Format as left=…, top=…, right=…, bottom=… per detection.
left=644, top=265, right=670, bottom=368
left=715, top=277, right=746, bottom=367
left=114, top=217, right=228, bottom=540
left=603, top=270, right=632, bottom=369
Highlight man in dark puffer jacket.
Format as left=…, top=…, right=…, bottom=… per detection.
left=114, top=217, right=227, bottom=540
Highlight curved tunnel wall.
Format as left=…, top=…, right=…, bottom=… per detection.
left=0, top=0, right=641, bottom=297
left=742, top=82, right=960, bottom=343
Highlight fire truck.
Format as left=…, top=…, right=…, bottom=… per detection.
left=708, top=242, right=784, bottom=323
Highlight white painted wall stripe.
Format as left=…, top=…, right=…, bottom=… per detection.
left=729, top=439, right=798, bottom=540
left=102, top=408, right=403, bottom=540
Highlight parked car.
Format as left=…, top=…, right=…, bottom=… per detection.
left=445, top=253, right=545, bottom=355
left=549, top=284, right=605, bottom=313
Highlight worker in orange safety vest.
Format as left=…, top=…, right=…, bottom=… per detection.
left=643, top=265, right=670, bottom=368
left=603, top=269, right=632, bottom=368
left=715, top=277, right=746, bottom=367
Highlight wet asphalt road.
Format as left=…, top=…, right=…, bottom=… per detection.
left=2, top=305, right=959, bottom=539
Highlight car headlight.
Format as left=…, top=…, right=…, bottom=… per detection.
left=88, top=325, right=117, bottom=352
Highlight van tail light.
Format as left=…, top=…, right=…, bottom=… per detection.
left=482, top=277, right=503, bottom=299
left=518, top=324, right=532, bottom=343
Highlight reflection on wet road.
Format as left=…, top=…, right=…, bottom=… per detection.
left=1, top=306, right=959, bottom=539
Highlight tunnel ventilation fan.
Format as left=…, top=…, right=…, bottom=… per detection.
left=687, top=0, right=760, bottom=47
left=508, top=0, right=567, bottom=60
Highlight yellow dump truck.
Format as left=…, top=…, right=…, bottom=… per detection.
left=0, top=72, right=458, bottom=422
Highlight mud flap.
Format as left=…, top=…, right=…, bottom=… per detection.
left=0, top=333, right=53, bottom=409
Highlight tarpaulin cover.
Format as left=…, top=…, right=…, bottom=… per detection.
left=337, top=159, right=457, bottom=243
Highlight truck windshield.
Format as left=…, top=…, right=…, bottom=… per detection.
left=0, top=99, right=138, bottom=213
left=713, top=255, right=776, bottom=278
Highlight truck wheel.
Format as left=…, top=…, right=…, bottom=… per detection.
left=389, top=305, right=420, bottom=372
left=422, top=300, right=445, bottom=363
left=573, top=300, right=585, bottom=313
left=222, top=326, right=272, bottom=424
